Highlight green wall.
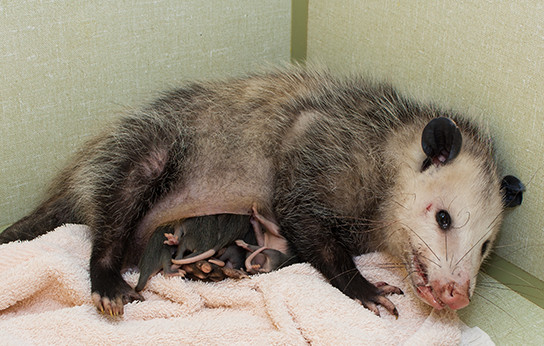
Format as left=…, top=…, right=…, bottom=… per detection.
left=0, top=0, right=291, bottom=227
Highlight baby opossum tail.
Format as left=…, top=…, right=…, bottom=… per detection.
left=0, top=191, right=80, bottom=244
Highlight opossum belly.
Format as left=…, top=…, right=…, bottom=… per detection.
left=134, top=162, right=275, bottom=249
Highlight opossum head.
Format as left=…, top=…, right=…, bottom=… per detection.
left=382, top=117, right=524, bottom=310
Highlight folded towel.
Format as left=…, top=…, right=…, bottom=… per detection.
left=0, top=224, right=466, bottom=345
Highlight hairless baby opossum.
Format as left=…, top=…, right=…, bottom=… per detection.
left=236, top=206, right=296, bottom=274
left=136, top=208, right=295, bottom=291
left=1, top=69, right=524, bottom=317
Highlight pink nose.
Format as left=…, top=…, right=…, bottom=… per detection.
left=432, top=281, right=470, bottom=310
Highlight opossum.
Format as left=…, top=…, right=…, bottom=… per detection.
left=0, top=69, right=524, bottom=317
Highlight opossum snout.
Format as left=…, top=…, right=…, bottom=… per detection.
left=434, top=281, right=470, bottom=310
left=417, top=280, right=470, bottom=310
left=440, top=281, right=470, bottom=310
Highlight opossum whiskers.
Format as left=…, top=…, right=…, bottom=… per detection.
left=476, top=275, right=539, bottom=296
left=390, top=192, right=417, bottom=211
left=373, top=262, right=406, bottom=270
left=330, top=213, right=403, bottom=247
left=400, top=223, right=441, bottom=266
left=417, top=252, right=443, bottom=271
left=471, top=290, right=523, bottom=328
left=345, top=218, right=401, bottom=236
left=365, top=221, right=408, bottom=253
left=326, top=267, right=360, bottom=283
left=475, top=280, right=544, bottom=324
left=337, top=214, right=397, bottom=228
left=401, top=264, right=422, bottom=281
left=480, top=260, right=538, bottom=292
left=444, top=225, right=449, bottom=263
left=493, top=241, right=544, bottom=257
left=447, top=211, right=471, bottom=275
left=476, top=284, right=543, bottom=307
left=454, top=209, right=504, bottom=268
left=344, top=270, right=362, bottom=293
left=452, top=210, right=471, bottom=231
left=327, top=260, right=408, bottom=286
left=474, top=266, right=543, bottom=331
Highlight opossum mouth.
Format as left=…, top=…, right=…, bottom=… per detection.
left=411, top=253, right=447, bottom=310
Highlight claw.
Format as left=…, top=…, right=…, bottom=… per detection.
left=375, top=282, right=404, bottom=296
left=356, top=281, right=403, bottom=318
left=376, top=295, right=398, bottom=319
left=363, top=301, right=380, bottom=317
left=91, top=287, right=143, bottom=316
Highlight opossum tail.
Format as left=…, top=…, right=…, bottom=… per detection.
left=0, top=192, right=80, bottom=244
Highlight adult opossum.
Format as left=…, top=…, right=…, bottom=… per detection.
left=0, top=69, right=524, bottom=317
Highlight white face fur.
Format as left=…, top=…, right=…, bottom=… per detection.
left=382, top=120, right=504, bottom=310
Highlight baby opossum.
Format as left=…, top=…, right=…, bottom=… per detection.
left=239, top=206, right=298, bottom=274
left=135, top=223, right=179, bottom=292
left=0, top=69, right=524, bottom=317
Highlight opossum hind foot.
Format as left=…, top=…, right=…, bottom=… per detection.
left=357, top=282, right=403, bottom=318
left=91, top=280, right=143, bottom=316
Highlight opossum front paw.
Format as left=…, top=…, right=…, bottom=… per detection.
left=357, top=282, right=403, bottom=318
left=91, top=281, right=143, bottom=316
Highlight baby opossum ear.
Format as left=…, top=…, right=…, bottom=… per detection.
left=501, top=175, right=525, bottom=208
left=421, top=117, right=463, bottom=169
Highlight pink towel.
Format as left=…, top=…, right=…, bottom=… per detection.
left=0, top=224, right=463, bottom=344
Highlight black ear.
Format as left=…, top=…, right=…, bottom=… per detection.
left=501, top=175, right=525, bottom=208
left=421, top=117, right=463, bottom=168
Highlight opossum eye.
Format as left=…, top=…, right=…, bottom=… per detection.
left=481, top=240, right=490, bottom=256
left=435, top=210, right=451, bottom=230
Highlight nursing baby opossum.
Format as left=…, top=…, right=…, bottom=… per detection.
left=0, top=69, right=524, bottom=317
